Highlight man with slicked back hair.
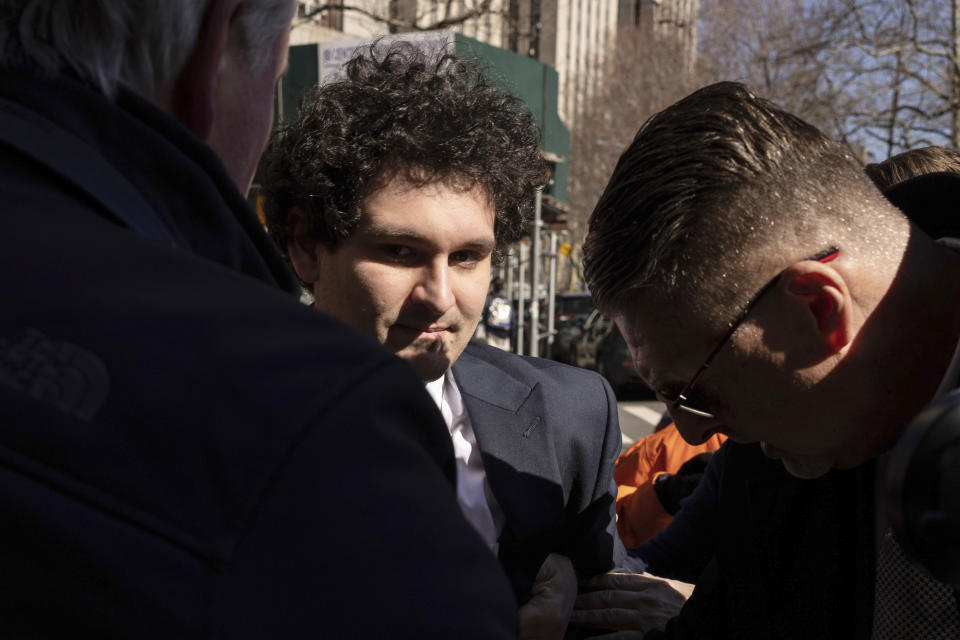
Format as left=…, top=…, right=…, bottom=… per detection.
left=574, top=82, right=960, bottom=638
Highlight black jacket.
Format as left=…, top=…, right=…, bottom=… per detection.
left=0, top=70, right=516, bottom=638
left=647, top=442, right=872, bottom=640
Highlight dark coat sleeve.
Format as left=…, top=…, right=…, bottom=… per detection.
left=642, top=443, right=867, bottom=640
left=629, top=444, right=726, bottom=582
left=210, top=360, right=519, bottom=639
left=568, top=372, right=625, bottom=577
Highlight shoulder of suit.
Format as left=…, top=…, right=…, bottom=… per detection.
left=462, top=341, right=609, bottom=385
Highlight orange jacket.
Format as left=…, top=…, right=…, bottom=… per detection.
left=615, top=424, right=726, bottom=547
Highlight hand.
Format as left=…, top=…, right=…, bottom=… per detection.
left=676, top=452, right=714, bottom=476
left=570, top=572, right=691, bottom=636
left=518, top=553, right=578, bottom=640
left=654, top=452, right=715, bottom=514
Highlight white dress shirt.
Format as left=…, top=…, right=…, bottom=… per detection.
left=425, top=370, right=505, bottom=552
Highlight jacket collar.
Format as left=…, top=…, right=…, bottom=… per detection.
left=0, top=69, right=299, bottom=294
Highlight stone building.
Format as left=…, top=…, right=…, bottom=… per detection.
left=292, top=1, right=698, bottom=127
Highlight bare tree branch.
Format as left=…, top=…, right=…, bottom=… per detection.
left=298, top=1, right=514, bottom=33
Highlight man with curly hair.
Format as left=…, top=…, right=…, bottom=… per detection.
left=261, top=43, right=630, bottom=633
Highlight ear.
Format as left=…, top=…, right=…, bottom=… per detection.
left=286, top=207, right=324, bottom=284
left=170, top=0, right=242, bottom=140
left=781, top=260, right=854, bottom=354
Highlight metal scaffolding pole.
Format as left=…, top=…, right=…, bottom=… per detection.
left=517, top=241, right=526, bottom=356
left=504, top=249, right=515, bottom=352
left=546, top=231, right=558, bottom=358
left=529, top=188, right=542, bottom=357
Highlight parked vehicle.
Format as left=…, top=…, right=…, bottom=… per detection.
left=549, top=293, right=594, bottom=364
left=551, top=315, right=586, bottom=365
left=574, top=310, right=650, bottom=397
left=574, top=310, right=611, bottom=371
left=554, top=293, right=594, bottom=329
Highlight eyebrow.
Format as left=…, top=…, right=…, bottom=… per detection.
left=362, top=225, right=495, bottom=252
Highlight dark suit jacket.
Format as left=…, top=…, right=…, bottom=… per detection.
left=0, top=70, right=517, bottom=638
left=630, top=442, right=727, bottom=582
left=453, top=342, right=623, bottom=603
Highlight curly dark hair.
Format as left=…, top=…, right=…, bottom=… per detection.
left=261, top=41, right=549, bottom=275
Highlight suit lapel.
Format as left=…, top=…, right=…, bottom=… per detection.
left=452, top=349, right=564, bottom=541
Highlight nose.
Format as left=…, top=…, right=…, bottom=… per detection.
left=670, top=410, right=717, bottom=445
left=411, top=259, right=455, bottom=315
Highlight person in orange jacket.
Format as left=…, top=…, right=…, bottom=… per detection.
left=614, top=420, right=726, bottom=547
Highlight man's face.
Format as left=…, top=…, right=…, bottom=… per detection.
left=208, top=20, right=291, bottom=194
left=308, top=176, right=495, bottom=381
left=614, top=301, right=839, bottom=479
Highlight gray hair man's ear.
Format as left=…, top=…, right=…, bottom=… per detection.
left=169, top=0, right=243, bottom=140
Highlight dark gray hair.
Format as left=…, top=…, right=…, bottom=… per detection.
left=583, top=81, right=907, bottom=323
left=0, top=0, right=294, bottom=99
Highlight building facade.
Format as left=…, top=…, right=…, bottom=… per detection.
left=293, top=1, right=697, bottom=127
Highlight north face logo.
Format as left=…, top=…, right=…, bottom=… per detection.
left=0, top=328, right=109, bottom=421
